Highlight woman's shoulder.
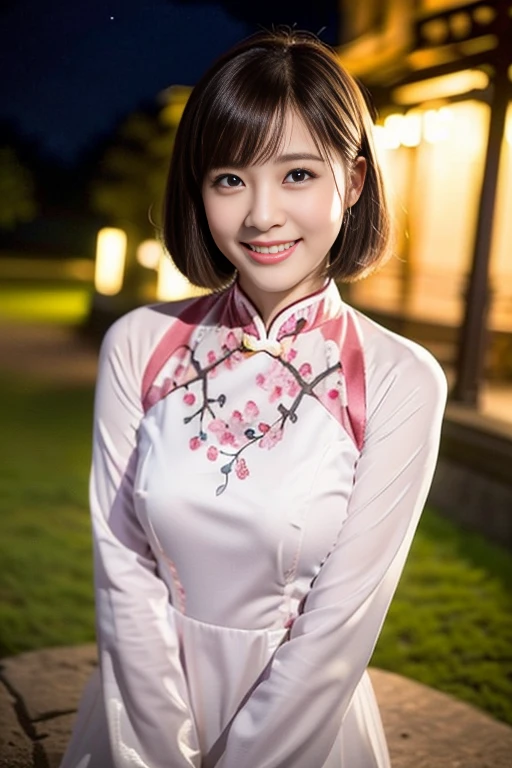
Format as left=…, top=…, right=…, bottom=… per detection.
left=98, top=296, right=205, bottom=383
left=349, top=305, right=448, bottom=405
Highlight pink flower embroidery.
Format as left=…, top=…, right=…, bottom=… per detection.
left=208, top=418, right=238, bottom=447
left=206, top=349, right=219, bottom=378
left=235, top=457, right=249, bottom=479
left=245, top=400, right=259, bottom=419
left=299, top=362, right=313, bottom=380
left=256, top=359, right=300, bottom=402
left=183, top=392, right=196, bottom=406
left=207, top=400, right=262, bottom=450
left=207, top=445, right=219, bottom=461
left=224, top=349, right=245, bottom=371
left=318, top=382, right=344, bottom=423
left=224, top=331, right=240, bottom=351
left=278, top=314, right=301, bottom=337
left=189, top=436, right=202, bottom=451
left=259, top=424, right=284, bottom=450
left=220, top=330, right=246, bottom=371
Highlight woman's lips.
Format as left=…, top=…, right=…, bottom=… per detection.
left=240, top=239, right=301, bottom=265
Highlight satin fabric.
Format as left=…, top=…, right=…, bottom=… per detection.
left=60, top=280, right=447, bottom=768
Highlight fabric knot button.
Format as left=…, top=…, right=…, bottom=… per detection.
left=242, top=333, right=283, bottom=356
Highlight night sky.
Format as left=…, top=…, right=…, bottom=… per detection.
left=0, top=0, right=340, bottom=163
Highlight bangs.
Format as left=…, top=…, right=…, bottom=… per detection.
left=191, top=49, right=331, bottom=178
left=198, top=91, right=290, bottom=175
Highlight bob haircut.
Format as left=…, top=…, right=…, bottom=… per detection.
left=163, top=28, right=391, bottom=291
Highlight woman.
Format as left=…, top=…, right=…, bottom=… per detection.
left=61, top=28, right=447, bottom=768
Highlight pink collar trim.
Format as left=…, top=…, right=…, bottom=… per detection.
left=227, top=280, right=344, bottom=342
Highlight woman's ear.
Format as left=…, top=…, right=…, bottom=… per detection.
left=346, top=156, right=367, bottom=208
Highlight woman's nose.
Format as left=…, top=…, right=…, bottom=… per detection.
left=243, top=187, right=286, bottom=232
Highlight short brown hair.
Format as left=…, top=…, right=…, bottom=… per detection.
left=163, top=28, right=391, bottom=291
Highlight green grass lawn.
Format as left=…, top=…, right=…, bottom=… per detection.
left=0, top=285, right=92, bottom=324
left=0, top=371, right=511, bottom=725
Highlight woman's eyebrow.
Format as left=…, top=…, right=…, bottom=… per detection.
left=208, top=152, right=325, bottom=172
left=274, top=152, right=325, bottom=163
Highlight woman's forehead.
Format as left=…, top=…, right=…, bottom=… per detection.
left=206, top=109, right=334, bottom=170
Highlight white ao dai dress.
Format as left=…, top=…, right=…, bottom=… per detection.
left=60, top=279, right=447, bottom=768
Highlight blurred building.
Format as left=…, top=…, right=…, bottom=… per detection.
left=337, top=0, right=512, bottom=403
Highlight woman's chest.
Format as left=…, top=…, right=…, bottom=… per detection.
left=134, top=351, right=358, bottom=589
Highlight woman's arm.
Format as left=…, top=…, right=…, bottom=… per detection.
left=91, top=313, right=200, bottom=768
left=213, top=343, right=447, bottom=768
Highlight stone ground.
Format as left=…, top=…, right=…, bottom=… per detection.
left=1, top=645, right=512, bottom=768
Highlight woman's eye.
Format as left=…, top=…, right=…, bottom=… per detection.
left=215, top=174, right=243, bottom=188
left=284, top=168, right=314, bottom=184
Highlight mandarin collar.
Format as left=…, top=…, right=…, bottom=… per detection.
left=225, top=279, right=344, bottom=343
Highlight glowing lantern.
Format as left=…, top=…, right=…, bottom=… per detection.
left=423, top=108, right=453, bottom=143
left=157, top=254, right=205, bottom=301
left=95, top=228, right=127, bottom=296
left=137, top=239, right=162, bottom=270
left=393, top=69, right=489, bottom=106
left=401, top=112, right=422, bottom=147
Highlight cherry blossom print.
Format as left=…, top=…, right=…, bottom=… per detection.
left=206, top=349, right=219, bottom=378
left=207, top=400, right=262, bottom=450
left=155, top=310, right=344, bottom=496
left=256, top=357, right=301, bottom=402
left=259, top=424, right=284, bottom=450
left=235, top=457, right=250, bottom=480
left=145, top=346, right=196, bottom=409
left=223, top=330, right=240, bottom=351
left=245, top=400, right=260, bottom=419
left=224, top=349, right=245, bottom=371
left=207, top=446, right=219, bottom=461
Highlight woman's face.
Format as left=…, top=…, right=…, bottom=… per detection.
left=201, top=110, right=366, bottom=326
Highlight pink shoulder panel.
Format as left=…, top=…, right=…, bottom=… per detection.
left=141, top=294, right=217, bottom=413
left=321, top=310, right=366, bottom=452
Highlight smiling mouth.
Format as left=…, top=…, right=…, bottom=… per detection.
left=243, top=240, right=299, bottom=254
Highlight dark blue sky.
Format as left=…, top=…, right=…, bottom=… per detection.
left=0, top=0, right=340, bottom=163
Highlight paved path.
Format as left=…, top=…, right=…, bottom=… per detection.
left=1, top=645, right=512, bottom=768
left=0, top=323, right=98, bottom=387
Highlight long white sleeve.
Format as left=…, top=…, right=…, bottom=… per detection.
left=90, top=312, right=201, bottom=768
left=214, top=338, right=447, bottom=768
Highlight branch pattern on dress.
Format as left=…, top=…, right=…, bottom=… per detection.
left=146, top=321, right=344, bottom=496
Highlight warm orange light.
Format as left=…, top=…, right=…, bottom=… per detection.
left=393, top=69, right=489, bottom=105
left=401, top=112, right=423, bottom=147
left=95, top=228, right=127, bottom=296
left=160, top=85, right=192, bottom=127
left=373, top=117, right=402, bottom=151
left=506, top=109, right=512, bottom=146
left=137, top=239, right=162, bottom=270
left=156, top=254, right=208, bottom=301
left=423, top=107, right=453, bottom=144
left=374, top=108, right=449, bottom=151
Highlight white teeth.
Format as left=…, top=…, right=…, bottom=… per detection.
left=247, top=240, right=297, bottom=254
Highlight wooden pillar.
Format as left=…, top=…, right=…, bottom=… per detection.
left=452, top=3, right=510, bottom=406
